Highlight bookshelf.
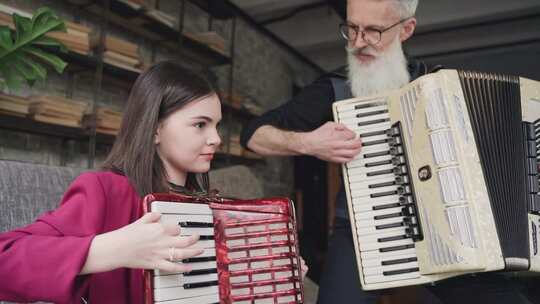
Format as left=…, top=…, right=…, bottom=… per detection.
left=0, top=1, right=264, bottom=167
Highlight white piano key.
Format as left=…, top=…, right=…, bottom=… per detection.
left=363, top=261, right=419, bottom=276
left=356, top=225, right=406, bottom=237
left=351, top=195, right=401, bottom=209
left=154, top=285, right=219, bottom=302
left=358, top=229, right=407, bottom=244
left=351, top=185, right=399, bottom=198
left=338, top=105, right=389, bottom=118
left=348, top=163, right=395, bottom=176
left=360, top=249, right=417, bottom=262
left=348, top=171, right=396, bottom=184
left=356, top=223, right=406, bottom=236
left=363, top=269, right=420, bottom=284
left=179, top=227, right=214, bottom=236
left=355, top=215, right=406, bottom=228
left=359, top=236, right=413, bottom=251
left=160, top=214, right=214, bottom=224
left=151, top=201, right=212, bottom=215
left=355, top=206, right=405, bottom=220
left=336, top=100, right=387, bottom=113
left=153, top=272, right=218, bottom=288
left=360, top=134, right=390, bottom=143
left=348, top=176, right=397, bottom=189
left=155, top=261, right=217, bottom=276
left=349, top=122, right=393, bottom=134
left=340, top=113, right=390, bottom=126
left=153, top=293, right=220, bottom=304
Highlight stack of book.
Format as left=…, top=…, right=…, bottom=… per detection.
left=90, top=34, right=142, bottom=73
left=0, top=4, right=90, bottom=55
left=94, top=106, right=123, bottom=135
left=28, top=95, right=88, bottom=128
left=47, top=21, right=91, bottom=55
left=0, top=93, right=31, bottom=117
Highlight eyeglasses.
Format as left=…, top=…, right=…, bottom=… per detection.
left=339, top=18, right=410, bottom=45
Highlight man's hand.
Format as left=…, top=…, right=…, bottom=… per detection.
left=300, top=121, right=362, bottom=163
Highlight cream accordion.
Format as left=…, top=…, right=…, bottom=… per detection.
left=142, top=193, right=304, bottom=304
left=332, top=69, right=540, bottom=290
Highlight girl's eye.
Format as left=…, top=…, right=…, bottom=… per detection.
left=195, top=122, right=206, bottom=128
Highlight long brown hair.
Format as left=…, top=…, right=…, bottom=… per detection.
left=102, top=61, right=214, bottom=196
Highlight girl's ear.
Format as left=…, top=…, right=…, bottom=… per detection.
left=154, top=125, right=161, bottom=145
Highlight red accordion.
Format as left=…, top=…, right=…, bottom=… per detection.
left=142, top=193, right=304, bottom=304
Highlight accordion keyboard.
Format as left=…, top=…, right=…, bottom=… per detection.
left=152, top=201, right=220, bottom=304
left=334, top=99, right=423, bottom=285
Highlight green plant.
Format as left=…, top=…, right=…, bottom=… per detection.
left=0, top=7, right=68, bottom=91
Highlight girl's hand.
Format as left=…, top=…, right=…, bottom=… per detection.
left=81, top=212, right=203, bottom=275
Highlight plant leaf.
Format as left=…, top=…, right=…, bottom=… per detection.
left=22, top=45, right=66, bottom=74
left=0, top=26, right=13, bottom=50
left=33, top=36, right=68, bottom=53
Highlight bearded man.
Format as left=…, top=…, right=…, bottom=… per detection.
left=240, top=0, right=539, bottom=303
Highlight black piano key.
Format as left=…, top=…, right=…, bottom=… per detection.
left=372, top=202, right=402, bottom=210
left=374, top=212, right=403, bottom=220
left=355, top=103, right=377, bottom=110
left=368, top=181, right=396, bottom=189
left=184, top=280, right=219, bottom=289
left=356, top=109, right=388, bottom=118
left=379, top=243, right=414, bottom=252
left=376, top=222, right=404, bottom=230
left=362, top=139, right=390, bottom=147
left=370, top=190, right=398, bottom=198
left=183, top=268, right=217, bottom=276
left=358, top=118, right=390, bottom=127
left=179, top=221, right=214, bottom=228
left=182, top=256, right=216, bottom=263
left=377, top=235, right=408, bottom=242
left=389, top=137, right=402, bottom=146
left=364, top=150, right=391, bottom=158
left=367, top=168, right=394, bottom=177
left=360, top=130, right=388, bottom=138
left=199, top=235, right=214, bottom=240
left=381, top=257, right=418, bottom=266
left=383, top=267, right=419, bottom=276
left=365, top=160, right=393, bottom=168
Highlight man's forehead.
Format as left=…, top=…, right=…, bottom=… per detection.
left=347, top=0, right=399, bottom=25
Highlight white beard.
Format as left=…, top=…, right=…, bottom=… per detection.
left=346, top=38, right=410, bottom=98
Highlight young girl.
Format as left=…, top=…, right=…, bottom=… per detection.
left=0, top=61, right=222, bottom=303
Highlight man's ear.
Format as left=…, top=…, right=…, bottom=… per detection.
left=400, top=17, right=417, bottom=42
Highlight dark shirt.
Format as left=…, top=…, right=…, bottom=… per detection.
left=240, top=58, right=437, bottom=220
left=240, top=58, right=433, bottom=148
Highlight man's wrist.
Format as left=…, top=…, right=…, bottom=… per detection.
left=289, top=131, right=310, bottom=155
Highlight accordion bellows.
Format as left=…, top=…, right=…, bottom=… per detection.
left=142, top=193, right=304, bottom=304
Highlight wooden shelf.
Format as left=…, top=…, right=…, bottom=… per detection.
left=65, top=0, right=230, bottom=66
left=0, top=113, right=115, bottom=145
left=60, top=50, right=141, bottom=82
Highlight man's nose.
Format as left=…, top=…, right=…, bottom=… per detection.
left=352, top=31, right=368, bottom=49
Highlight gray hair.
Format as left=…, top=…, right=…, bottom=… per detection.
left=393, top=0, right=418, bottom=18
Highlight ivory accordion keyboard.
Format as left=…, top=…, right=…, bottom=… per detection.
left=142, top=193, right=304, bottom=304
left=332, top=69, right=540, bottom=290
